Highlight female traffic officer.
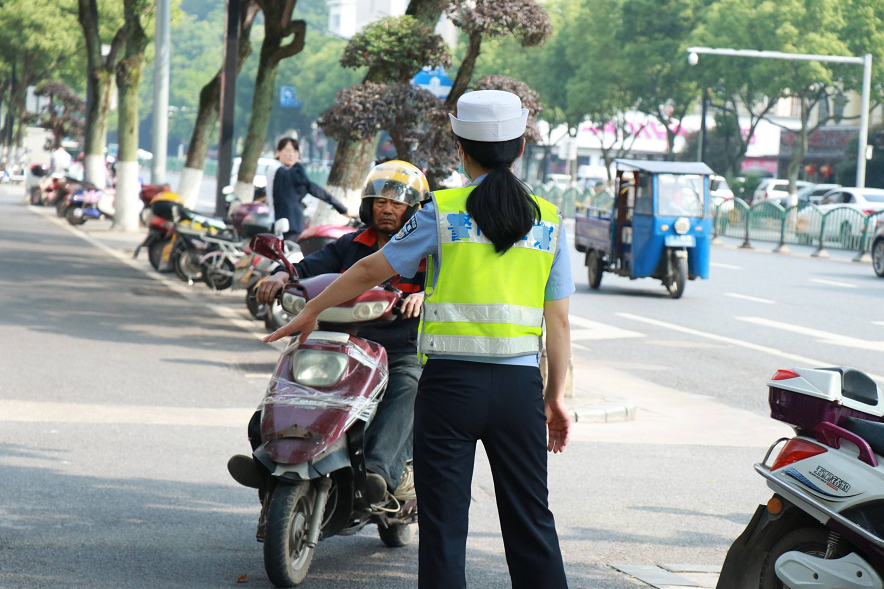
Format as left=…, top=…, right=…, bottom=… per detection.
left=265, top=90, right=572, bottom=589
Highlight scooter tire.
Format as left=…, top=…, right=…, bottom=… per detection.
left=378, top=523, right=416, bottom=548
left=203, top=258, right=235, bottom=291
left=148, top=238, right=173, bottom=272
left=263, top=482, right=314, bottom=587
left=172, top=247, right=203, bottom=284
left=66, top=207, right=87, bottom=226
left=759, top=526, right=832, bottom=589
left=246, top=285, right=268, bottom=319
left=667, top=254, right=687, bottom=300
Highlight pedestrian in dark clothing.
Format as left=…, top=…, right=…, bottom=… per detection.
left=271, top=138, right=353, bottom=240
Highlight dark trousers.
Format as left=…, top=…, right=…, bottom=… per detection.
left=414, top=360, right=568, bottom=589
left=364, top=353, right=422, bottom=490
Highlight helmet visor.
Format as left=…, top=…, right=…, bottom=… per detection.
left=361, top=161, right=428, bottom=207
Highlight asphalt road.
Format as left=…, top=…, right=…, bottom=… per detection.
left=1, top=182, right=880, bottom=589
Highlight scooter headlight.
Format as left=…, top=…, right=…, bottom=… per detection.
left=281, top=293, right=307, bottom=315
left=318, top=301, right=388, bottom=323
left=291, top=349, right=349, bottom=387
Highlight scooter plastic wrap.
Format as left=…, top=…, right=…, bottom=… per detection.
left=260, top=336, right=389, bottom=466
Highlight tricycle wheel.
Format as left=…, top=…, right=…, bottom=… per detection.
left=263, top=482, right=314, bottom=587
left=66, top=207, right=87, bottom=226
left=586, top=250, right=603, bottom=290
left=666, top=253, right=687, bottom=299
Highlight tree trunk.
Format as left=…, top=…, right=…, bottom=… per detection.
left=786, top=98, right=809, bottom=198
left=179, top=0, right=256, bottom=207
left=310, top=132, right=378, bottom=226
left=445, top=32, right=482, bottom=111
left=233, top=40, right=280, bottom=202
left=113, top=54, right=146, bottom=231
left=405, top=0, right=447, bottom=27
left=84, top=69, right=114, bottom=188
left=315, top=0, right=449, bottom=224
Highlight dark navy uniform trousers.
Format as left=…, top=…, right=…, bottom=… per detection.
left=414, top=359, right=568, bottom=589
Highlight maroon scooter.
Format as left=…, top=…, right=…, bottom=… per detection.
left=244, top=234, right=418, bottom=588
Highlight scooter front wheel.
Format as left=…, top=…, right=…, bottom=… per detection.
left=378, top=522, right=416, bottom=548
left=264, top=482, right=314, bottom=587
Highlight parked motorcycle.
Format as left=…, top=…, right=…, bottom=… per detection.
left=138, top=183, right=171, bottom=225
left=133, top=193, right=186, bottom=271
left=63, top=186, right=112, bottom=225
left=238, top=233, right=417, bottom=587
left=199, top=201, right=273, bottom=291
left=718, top=367, right=884, bottom=589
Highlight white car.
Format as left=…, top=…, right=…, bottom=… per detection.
left=795, top=187, right=884, bottom=246
left=231, top=157, right=276, bottom=189
left=544, top=173, right=574, bottom=191
left=767, top=183, right=841, bottom=207
left=710, top=175, right=734, bottom=207
left=752, top=178, right=813, bottom=203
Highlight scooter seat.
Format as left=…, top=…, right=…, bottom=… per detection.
left=844, top=417, right=884, bottom=458
left=821, top=367, right=879, bottom=407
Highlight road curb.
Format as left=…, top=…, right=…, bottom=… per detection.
left=569, top=399, right=637, bottom=423
left=712, top=241, right=871, bottom=265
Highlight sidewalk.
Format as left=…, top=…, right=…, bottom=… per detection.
left=27, top=201, right=637, bottom=424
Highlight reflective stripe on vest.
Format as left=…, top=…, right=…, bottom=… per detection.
left=420, top=333, right=543, bottom=357
left=423, top=302, right=544, bottom=326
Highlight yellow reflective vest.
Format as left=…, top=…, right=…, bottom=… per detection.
left=418, top=185, right=561, bottom=358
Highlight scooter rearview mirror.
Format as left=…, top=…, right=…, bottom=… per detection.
left=249, top=233, right=296, bottom=276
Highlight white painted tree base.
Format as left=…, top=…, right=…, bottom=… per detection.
left=309, top=185, right=360, bottom=227
left=112, top=161, right=141, bottom=232
left=233, top=180, right=255, bottom=203
left=177, top=166, right=204, bottom=209
left=84, top=155, right=106, bottom=189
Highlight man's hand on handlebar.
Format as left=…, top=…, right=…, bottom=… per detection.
left=400, top=291, right=425, bottom=319
left=256, top=272, right=289, bottom=305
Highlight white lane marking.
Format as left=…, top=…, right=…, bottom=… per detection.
left=29, top=207, right=285, bottom=352
left=725, top=293, right=775, bottom=304
left=571, top=342, right=591, bottom=351
left=736, top=316, right=884, bottom=354
left=873, top=321, right=884, bottom=327
left=810, top=278, right=857, bottom=289
left=569, top=315, right=645, bottom=341
left=616, top=313, right=884, bottom=383
left=711, top=262, right=743, bottom=270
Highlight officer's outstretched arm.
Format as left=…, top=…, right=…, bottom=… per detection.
left=264, top=251, right=397, bottom=344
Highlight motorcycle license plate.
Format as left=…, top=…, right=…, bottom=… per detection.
left=160, top=235, right=177, bottom=263
left=665, top=234, right=696, bottom=248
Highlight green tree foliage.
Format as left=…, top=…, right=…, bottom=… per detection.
left=0, top=0, right=85, bottom=149
left=34, top=81, right=86, bottom=148
left=618, top=0, right=702, bottom=159
left=341, top=16, right=450, bottom=83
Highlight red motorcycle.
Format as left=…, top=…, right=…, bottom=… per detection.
left=240, top=234, right=417, bottom=587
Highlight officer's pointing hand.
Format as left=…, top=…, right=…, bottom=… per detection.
left=264, top=308, right=317, bottom=344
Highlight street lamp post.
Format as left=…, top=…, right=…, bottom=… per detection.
left=687, top=47, right=873, bottom=188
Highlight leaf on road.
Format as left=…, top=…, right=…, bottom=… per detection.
left=236, top=574, right=248, bottom=583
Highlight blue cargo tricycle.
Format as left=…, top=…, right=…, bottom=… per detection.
left=574, top=159, right=713, bottom=299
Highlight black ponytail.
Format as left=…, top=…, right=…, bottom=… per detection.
left=457, top=136, right=540, bottom=254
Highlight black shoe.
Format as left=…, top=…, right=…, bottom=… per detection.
left=365, top=472, right=388, bottom=504
left=228, top=454, right=262, bottom=489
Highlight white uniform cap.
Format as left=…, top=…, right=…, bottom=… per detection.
left=448, top=90, right=529, bottom=142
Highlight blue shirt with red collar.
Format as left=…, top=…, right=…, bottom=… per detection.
left=280, top=225, right=426, bottom=355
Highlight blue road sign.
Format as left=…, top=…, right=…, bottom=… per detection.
left=411, top=66, right=453, bottom=99
left=280, top=86, right=302, bottom=108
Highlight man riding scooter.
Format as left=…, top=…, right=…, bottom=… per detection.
left=227, top=160, right=428, bottom=506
